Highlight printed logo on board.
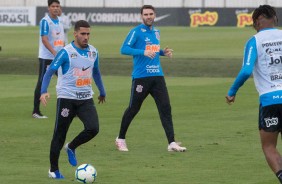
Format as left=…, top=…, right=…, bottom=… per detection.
left=190, top=11, right=218, bottom=27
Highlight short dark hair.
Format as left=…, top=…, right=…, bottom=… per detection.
left=252, top=5, right=278, bottom=25
left=140, top=5, right=155, bottom=14
left=74, top=20, right=90, bottom=31
left=48, top=0, right=60, bottom=6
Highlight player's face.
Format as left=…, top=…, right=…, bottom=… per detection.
left=74, top=27, right=90, bottom=49
left=141, top=9, right=155, bottom=27
left=48, top=3, right=60, bottom=18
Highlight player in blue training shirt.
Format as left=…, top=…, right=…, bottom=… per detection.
left=226, top=5, right=282, bottom=183
left=115, top=5, right=186, bottom=152
left=40, top=20, right=106, bottom=179
left=32, top=0, right=64, bottom=119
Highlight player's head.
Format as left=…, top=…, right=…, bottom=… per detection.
left=48, top=0, right=60, bottom=7
left=74, top=20, right=91, bottom=48
left=252, top=5, right=278, bottom=31
left=47, top=0, right=60, bottom=17
left=140, top=5, right=156, bottom=27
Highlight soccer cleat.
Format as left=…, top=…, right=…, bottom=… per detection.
left=32, top=112, right=48, bottom=119
left=48, top=169, right=64, bottom=179
left=115, top=137, right=129, bottom=151
left=64, top=143, right=77, bottom=166
left=168, top=142, right=187, bottom=152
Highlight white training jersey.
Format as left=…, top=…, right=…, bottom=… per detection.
left=56, top=43, right=98, bottom=100
left=38, top=15, right=64, bottom=59
left=253, top=29, right=282, bottom=96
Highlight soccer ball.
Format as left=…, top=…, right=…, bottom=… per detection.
left=75, top=164, right=97, bottom=183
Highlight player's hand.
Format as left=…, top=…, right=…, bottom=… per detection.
left=164, top=47, right=173, bottom=58
left=144, top=50, right=156, bottom=59
left=225, top=95, right=235, bottom=105
left=40, top=93, right=50, bottom=106
left=98, top=96, right=106, bottom=104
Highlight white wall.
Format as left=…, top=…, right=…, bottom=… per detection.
left=144, top=0, right=183, bottom=7
left=0, top=0, right=282, bottom=7
left=226, top=0, right=267, bottom=7
left=105, top=0, right=142, bottom=7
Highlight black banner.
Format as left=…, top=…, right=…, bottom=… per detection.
left=36, top=7, right=282, bottom=27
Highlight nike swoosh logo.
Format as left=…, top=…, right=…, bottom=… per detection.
left=82, top=66, right=91, bottom=71
left=154, top=14, right=170, bottom=22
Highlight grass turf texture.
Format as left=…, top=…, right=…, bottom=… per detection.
left=0, top=26, right=252, bottom=77
left=0, top=26, right=280, bottom=183
left=0, top=75, right=277, bottom=183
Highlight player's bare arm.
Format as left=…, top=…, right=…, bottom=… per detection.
left=42, top=36, right=57, bottom=56
left=40, top=93, right=50, bottom=106
left=225, top=95, right=235, bottom=105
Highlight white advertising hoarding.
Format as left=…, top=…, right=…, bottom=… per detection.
left=0, top=7, right=36, bottom=26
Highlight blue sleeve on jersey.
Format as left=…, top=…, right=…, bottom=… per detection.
left=41, top=68, right=56, bottom=94
left=41, top=49, right=69, bottom=94
left=159, top=49, right=165, bottom=56
left=40, top=19, right=49, bottom=36
left=120, top=29, right=144, bottom=56
left=92, top=54, right=106, bottom=97
left=49, top=49, right=69, bottom=74
left=228, top=37, right=258, bottom=96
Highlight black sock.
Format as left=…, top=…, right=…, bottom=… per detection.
left=276, top=170, right=282, bottom=183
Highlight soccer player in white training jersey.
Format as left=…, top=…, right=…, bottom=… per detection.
left=226, top=5, right=282, bottom=183
left=33, top=0, right=64, bottom=118
left=40, top=20, right=106, bottom=179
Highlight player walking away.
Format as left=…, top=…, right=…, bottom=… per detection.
left=32, top=0, right=64, bottom=118
left=40, top=20, right=106, bottom=179
left=58, top=6, right=72, bottom=44
left=115, top=5, right=186, bottom=152
left=226, top=5, right=282, bottom=183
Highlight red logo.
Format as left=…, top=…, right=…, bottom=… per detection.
left=190, top=11, right=218, bottom=27
left=237, top=13, right=253, bottom=27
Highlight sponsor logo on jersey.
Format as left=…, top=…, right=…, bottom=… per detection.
left=145, top=37, right=150, bottom=42
left=270, top=74, right=282, bottom=81
left=264, top=117, right=278, bottom=127
left=82, top=66, right=91, bottom=71
left=146, top=65, right=160, bottom=73
left=54, top=39, right=64, bottom=47
left=190, top=11, right=218, bottom=27
left=76, top=91, right=91, bottom=99
left=155, top=31, right=160, bottom=40
left=76, top=78, right=91, bottom=87
left=265, top=48, right=282, bottom=56
left=269, top=56, right=282, bottom=65
left=145, top=44, right=160, bottom=52
left=71, top=53, right=77, bottom=59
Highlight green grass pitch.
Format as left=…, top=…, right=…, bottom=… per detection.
left=0, top=26, right=279, bottom=183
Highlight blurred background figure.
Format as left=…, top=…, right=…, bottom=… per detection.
left=58, top=6, right=71, bottom=44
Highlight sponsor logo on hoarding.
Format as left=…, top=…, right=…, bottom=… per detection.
left=0, top=7, right=36, bottom=26
left=236, top=9, right=253, bottom=28
left=190, top=11, right=218, bottom=27
left=47, top=12, right=169, bottom=24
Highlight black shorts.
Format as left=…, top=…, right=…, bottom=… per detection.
left=259, top=104, right=282, bottom=132
left=55, top=98, right=99, bottom=133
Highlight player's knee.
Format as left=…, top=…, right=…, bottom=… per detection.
left=128, top=106, right=141, bottom=115
left=87, top=127, right=99, bottom=138
left=160, top=104, right=171, bottom=113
